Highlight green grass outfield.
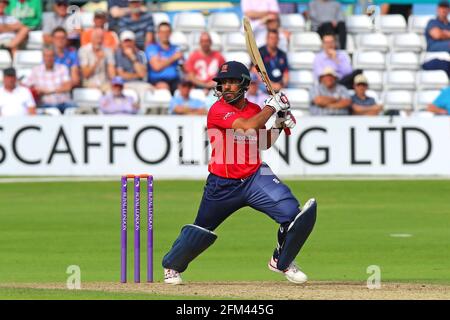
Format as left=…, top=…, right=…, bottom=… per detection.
left=0, top=179, right=449, bottom=299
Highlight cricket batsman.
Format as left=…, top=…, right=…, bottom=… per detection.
left=162, top=61, right=317, bottom=284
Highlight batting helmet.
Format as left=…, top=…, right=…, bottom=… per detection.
left=213, top=61, right=251, bottom=103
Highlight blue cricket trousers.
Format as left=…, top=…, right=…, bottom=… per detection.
left=194, top=163, right=301, bottom=231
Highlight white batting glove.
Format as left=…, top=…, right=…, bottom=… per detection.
left=264, top=92, right=290, bottom=114
left=272, top=111, right=297, bottom=130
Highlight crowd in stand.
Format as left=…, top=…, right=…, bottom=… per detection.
left=0, top=0, right=449, bottom=117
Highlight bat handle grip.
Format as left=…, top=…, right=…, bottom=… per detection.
left=277, top=111, right=291, bottom=136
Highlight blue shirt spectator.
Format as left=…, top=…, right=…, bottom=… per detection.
left=425, top=1, right=450, bottom=52
left=145, top=22, right=183, bottom=94
left=259, top=30, right=289, bottom=91
left=54, top=48, right=79, bottom=70
left=427, top=86, right=450, bottom=114
left=169, top=80, right=207, bottom=115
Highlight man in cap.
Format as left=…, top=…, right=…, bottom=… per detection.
left=115, top=30, right=152, bottom=101
left=425, top=0, right=450, bottom=52
left=351, top=74, right=382, bottom=116
left=0, top=67, right=36, bottom=116
left=43, top=0, right=80, bottom=46
left=99, top=76, right=139, bottom=114
left=162, top=61, right=317, bottom=286
left=310, top=66, right=351, bottom=115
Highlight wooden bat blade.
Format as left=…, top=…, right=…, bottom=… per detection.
left=243, top=17, right=291, bottom=136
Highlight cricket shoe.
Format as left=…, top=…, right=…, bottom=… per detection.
left=164, top=268, right=183, bottom=285
left=268, top=257, right=308, bottom=284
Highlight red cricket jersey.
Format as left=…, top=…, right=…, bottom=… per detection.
left=207, top=98, right=263, bottom=179
left=184, top=50, right=226, bottom=82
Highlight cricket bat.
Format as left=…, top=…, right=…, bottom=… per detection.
left=243, top=17, right=291, bottom=135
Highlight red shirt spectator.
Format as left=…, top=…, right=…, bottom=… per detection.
left=184, top=32, right=225, bottom=90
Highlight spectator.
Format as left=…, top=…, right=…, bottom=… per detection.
left=115, top=30, right=152, bottom=101
left=313, top=33, right=362, bottom=89
left=42, top=0, right=80, bottom=47
left=79, top=28, right=116, bottom=91
left=0, top=0, right=29, bottom=55
left=255, top=14, right=289, bottom=52
left=6, top=0, right=42, bottom=30
left=169, top=79, right=207, bottom=115
left=52, top=27, right=80, bottom=88
left=108, top=0, right=144, bottom=33
left=425, top=1, right=450, bottom=52
left=0, top=67, right=35, bottom=116
left=380, top=3, right=412, bottom=22
left=23, top=46, right=76, bottom=114
left=118, top=0, right=154, bottom=50
left=351, top=74, right=382, bottom=116
left=259, top=29, right=289, bottom=92
left=80, top=10, right=119, bottom=51
left=310, top=67, right=351, bottom=115
left=427, top=86, right=450, bottom=115
left=241, top=0, right=280, bottom=41
left=308, top=0, right=347, bottom=49
left=184, top=32, right=225, bottom=91
left=246, top=72, right=268, bottom=107
left=99, top=76, right=139, bottom=114
left=145, top=22, right=182, bottom=94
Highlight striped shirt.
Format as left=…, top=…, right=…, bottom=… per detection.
left=309, top=83, right=350, bottom=116
left=118, top=12, right=154, bottom=50
left=24, top=64, right=71, bottom=105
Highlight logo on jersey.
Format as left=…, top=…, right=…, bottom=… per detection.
left=273, top=178, right=280, bottom=184
left=223, top=111, right=235, bottom=120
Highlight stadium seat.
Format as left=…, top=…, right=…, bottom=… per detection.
left=408, top=15, right=434, bottom=34
left=208, top=12, right=241, bottom=33
left=416, top=70, right=449, bottom=90
left=287, top=51, right=315, bottom=70
left=414, top=90, right=441, bottom=111
left=26, top=30, right=44, bottom=50
left=141, top=89, right=172, bottom=114
left=188, top=31, right=223, bottom=52
left=0, top=49, right=12, bottom=69
left=152, top=12, right=170, bottom=28
left=80, top=11, right=94, bottom=29
left=383, top=90, right=414, bottom=112
left=14, top=50, right=43, bottom=69
left=123, top=88, right=139, bottom=103
left=355, top=33, right=389, bottom=52
left=280, top=14, right=305, bottom=32
left=283, top=88, right=310, bottom=110
left=16, top=68, right=32, bottom=81
left=346, top=34, right=355, bottom=54
left=384, top=70, right=416, bottom=90
left=387, top=52, right=420, bottom=70
left=346, top=15, right=373, bottom=34
left=353, top=51, right=386, bottom=70
left=391, top=33, right=423, bottom=52
left=289, top=32, right=322, bottom=52
left=363, top=70, right=384, bottom=91
left=170, top=31, right=189, bottom=52
left=37, top=107, right=61, bottom=116
left=223, top=51, right=251, bottom=68
left=223, top=32, right=247, bottom=52
left=72, top=88, right=103, bottom=113
left=288, top=70, right=315, bottom=90
left=375, top=14, right=407, bottom=34
left=173, top=12, right=206, bottom=32
left=173, top=88, right=206, bottom=102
